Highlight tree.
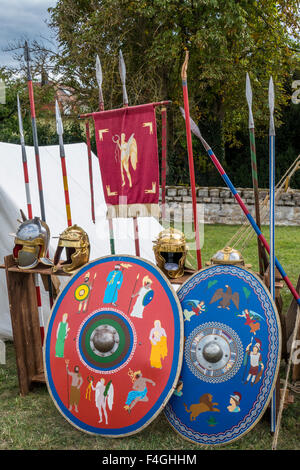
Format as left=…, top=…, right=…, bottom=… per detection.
left=47, top=0, right=300, bottom=185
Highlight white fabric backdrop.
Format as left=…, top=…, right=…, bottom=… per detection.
left=0, top=142, right=163, bottom=339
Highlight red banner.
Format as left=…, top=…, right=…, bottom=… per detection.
left=93, top=104, right=160, bottom=218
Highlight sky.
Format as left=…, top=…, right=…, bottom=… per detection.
left=0, top=0, right=57, bottom=67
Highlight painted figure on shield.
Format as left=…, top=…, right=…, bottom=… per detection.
left=227, top=392, right=241, bottom=413
left=103, top=264, right=124, bottom=306
left=65, top=361, right=84, bottom=413
left=55, top=313, right=70, bottom=358
left=124, top=369, right=156, bottom=413
left=244, top=339, right=264, bottom=385
left=149, top=320, right=168, bottom=369
left=91, top=378, right=114, bottom=424
left=75, top=271, right=96, bottom=314
left=130, top=276, right=154, bottom=319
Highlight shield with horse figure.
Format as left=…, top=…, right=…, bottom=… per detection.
left=164, top=264, right=281, bottom=446
left=44, top=255, right=183, bottom=437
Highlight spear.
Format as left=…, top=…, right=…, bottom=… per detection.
left=96, top=54, right=104, bottom=112
left=269, top=76, right=277, bottom=434
left=83, top=54, right=103, bottom=225
left=85, top=120, right=96, bottom=224
left=17, top=93, right=45, bottom=343
left=180, top=107, right=300, bottom=307
left=268, top=76, right=276, bottom=303
left=246, top=73, right=268, bottom=275
left=24, top=40, right=46, bottom=222
left=161, top=107, right=167, bottom=221
left=55, top=100, right=72, bottom=227
left=119, top=49, right=140, bottom=256
left=119, top=50, right=128, bottom=107
left=17, top=93, right=32, bottom=219
left=24, top=40, right=54, bottom=308
left=181, top=51, right=202, bottom=270
left=95, top=53, right=115, bottom=253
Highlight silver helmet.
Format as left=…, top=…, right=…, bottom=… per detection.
left=13, top=216, right=53, bottom=269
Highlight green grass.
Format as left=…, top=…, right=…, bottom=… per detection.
left=0, top=224, right=299, bottom=450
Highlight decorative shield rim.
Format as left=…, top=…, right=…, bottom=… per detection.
left=43, top=254, right=184, bottom=438
left=164, top=263, right=282, bottom=447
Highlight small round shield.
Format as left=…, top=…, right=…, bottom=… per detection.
left=142, top=289, right=154, bottom=307
left=164, top=264, right=281, bottom=446
left=44, top=255, right=183, bottom=437
left=74, top=284, right=90, bottom=302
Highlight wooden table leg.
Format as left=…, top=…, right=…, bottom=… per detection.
left=4, top=255, right=44, bottom=395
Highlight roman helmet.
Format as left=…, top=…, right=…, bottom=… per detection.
left=13, top=216, right=53, bottom=270
left=153, top=227, right=188, bottom=279
left=207, top=246, right=251, bottom=268
left=53, top=224, right=90, bottom=274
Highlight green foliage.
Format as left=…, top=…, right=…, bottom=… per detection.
left=47, top=0, right=300, bottom=187
left=0, top=1, right=299, bottom=188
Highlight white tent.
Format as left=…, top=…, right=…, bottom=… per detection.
left=0, top=142, right=163, bottom=339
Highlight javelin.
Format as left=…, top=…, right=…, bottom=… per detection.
left=180, top=107, right=300, bottom=306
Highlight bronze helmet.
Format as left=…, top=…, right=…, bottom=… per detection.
left=53, top=224, right=90, bottom=274
left=153, top=227, right=188, bottom=279
left=13, top=216, right=53, bottom=270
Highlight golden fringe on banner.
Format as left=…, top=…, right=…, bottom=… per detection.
left=106, top=204, right=160, bottom=219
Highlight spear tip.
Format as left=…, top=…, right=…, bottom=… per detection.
left=246, top=72, right=254, bottom=129
left=24, top=40, right=30, bottom=62
left=245, top=72, right=252, bottom=104
left=268, top=76, right=275, bottom=110
left=55, top=99, right=63, bottom=136
left=268, top=76, right=275, bottom=135
left=96, top=55, right=103, bottom=88
left=181, top=50, right=189, bottom=81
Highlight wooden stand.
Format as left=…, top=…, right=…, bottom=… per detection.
left=3, top=255, right=69, bottom=395
left=169, top=268, right=196, bottom=286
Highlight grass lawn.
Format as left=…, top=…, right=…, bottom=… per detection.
left=0, top=224, right=299, bottom=451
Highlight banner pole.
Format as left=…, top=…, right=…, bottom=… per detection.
left=119, top=49, right=140, bottom=257
left=161, top=107, right=167, bottom=222
left=181, top=51, right=202, bottom=270
left=96, top=54, right=115, bottom=254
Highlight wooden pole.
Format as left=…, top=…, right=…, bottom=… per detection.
left=85, top=121, right=96, bottom=224
left=181, top=51, right=202, bottom=270
left=161, top=107, right=167, bottom=221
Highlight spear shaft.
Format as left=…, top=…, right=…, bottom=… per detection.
left=17, top=93, right=45, bottom=342
left=96, top=54, right=115, bottom=253
left=17, top=94, right=32, bottom=219
left=181, top=109, right=300, bottom=306
left=246, top=73, right=267, bottom=276
left=181, top=51, right=202, bottom=270
left=55, top=100, right=72, bottom=227
left=24, top=41, right=46, bottom=222
left=269, top=76, right=277, bottom=434
left=85, top=120, right=96, bottom=224
left=24, top=41, right=53, bottom=308
left=161, top=107, right=167, bottom=221
left=119, top=49, right=140, bottom=256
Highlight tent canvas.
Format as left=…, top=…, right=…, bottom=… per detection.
left=0, top=141, right=164, bottom=339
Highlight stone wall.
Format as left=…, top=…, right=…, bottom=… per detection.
left=160, top=186, right=300, bottom=225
